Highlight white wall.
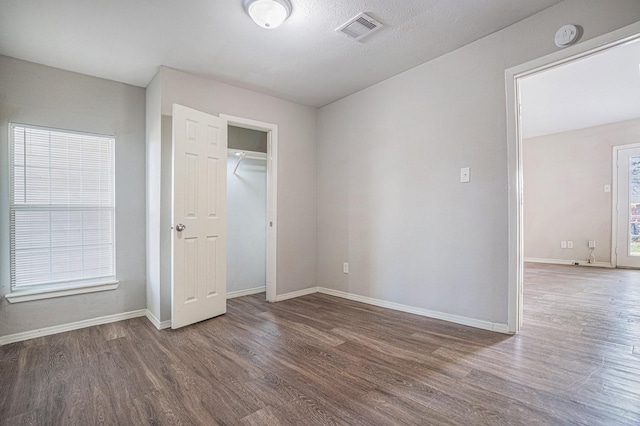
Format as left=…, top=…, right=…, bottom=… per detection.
left=145, top=70, right=162, bottom=322
left=0, top=56, right=147, bottom=337
left=146, top=67, right=317, bottom=322
left=227, top=155, right=267, bottom=293
left=317, top=0, right=640, bottom=327
left=524, top=119, right=640, bottom=264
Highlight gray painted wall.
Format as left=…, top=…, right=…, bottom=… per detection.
left=0, top=56, right=147, bottom=337
left=316, top=0, right=640, bottom=326
left=524, top=119, right=640, bottom=264
left=146, top=67, right=317, bottom=322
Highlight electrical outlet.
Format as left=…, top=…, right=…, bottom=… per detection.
left=343, top=262, right=349, bottom=274
left=460, top=167, right=470, bottom=183
left=561, top=241, right=567, bottom=249
left=567, top=241, right=574, bottom=249
left=589, top=240, right=596, bottom=249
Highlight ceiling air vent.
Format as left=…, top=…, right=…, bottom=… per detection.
left=336, top=13, right=383, bottom=42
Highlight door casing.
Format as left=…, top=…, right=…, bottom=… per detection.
left=506, top=22, right=640, bottom=334
left=612, top=143, right=640, bottom=268
left=220, top=114, right=278, bottom=302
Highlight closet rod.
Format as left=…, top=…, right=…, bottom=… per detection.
left=229, top=150, right=267, bottom=174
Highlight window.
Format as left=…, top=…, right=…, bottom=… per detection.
left=8, top=123, right=117, bottom=302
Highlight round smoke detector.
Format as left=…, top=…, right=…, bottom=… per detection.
left=555, top=25, right=581, bottom=48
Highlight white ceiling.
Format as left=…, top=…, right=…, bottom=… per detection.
left=0, top=0, right=564, bottom=107
left=520, top=38, right=640, bottom=138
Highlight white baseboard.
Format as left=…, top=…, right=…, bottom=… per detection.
left=275, top=286, right=319, bottom=302
left=316, top=287, right=510, bottom=334
left=525, top=257, right=614, bottom=268
left=227, top=286, right=266, bottom=299
left=0, top=309, right=147, bottom=346
left=145, top=310, right=171, bottom=330
left=0, top=285, right=511, bottom=345
left=273, top=286, right=509, bottom=334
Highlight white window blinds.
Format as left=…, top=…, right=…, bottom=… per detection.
left=9, top=124, right=116, bottom=290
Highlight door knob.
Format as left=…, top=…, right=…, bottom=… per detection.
left=175, top=223, right=186, bottom=232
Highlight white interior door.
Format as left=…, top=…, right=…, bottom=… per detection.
left=616, top=145, right=640, bottom=268
left=172, top=104, right=228, bottom=329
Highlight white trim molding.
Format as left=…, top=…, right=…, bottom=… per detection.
left=274, top=286, right=509, bottom=334
left=611, top=142, right=640, bottom=269
left=221, top=114, right=278, bottom=303
left=227, top=286, right=266, bottom=299
left=316, top=288, right=510, bottom=334
left=0, top=309, right=146, bottom=346
left=0, top=285, right=512, bottom=345
left=5, top=280, right=119, bottom=304
left=524, top=258, right=614, bottom=268
left=506, top=21, right=640, bottom=334
left=145, top=310, right=171, bottom=330
left=274, top=287, right=318, bottom=302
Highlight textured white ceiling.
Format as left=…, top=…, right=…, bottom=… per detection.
left=520, top=39, right=640, bottom=138
left=0, top=0, right=564, bottom=107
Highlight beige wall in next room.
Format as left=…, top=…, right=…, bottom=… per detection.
left=524, top=118, right=640, bottom=265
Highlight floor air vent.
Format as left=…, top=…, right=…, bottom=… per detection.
left=336, top=13, right=383, bottom=41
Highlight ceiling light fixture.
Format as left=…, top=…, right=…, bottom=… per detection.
left=243, top=0, right=292, bottom=29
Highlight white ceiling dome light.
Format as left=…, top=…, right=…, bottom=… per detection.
left=243, top=0, right=292, bottom=29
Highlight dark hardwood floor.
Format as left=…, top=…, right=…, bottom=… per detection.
left=2, top=263, right=640, bottom=425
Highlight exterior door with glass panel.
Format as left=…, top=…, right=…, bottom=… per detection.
left=616, top=145, right=640, bottom=268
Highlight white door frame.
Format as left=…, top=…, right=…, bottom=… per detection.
left=612, top=142, right=640, bottom=268
left=220, top=114, right=278, bottom=302
left=505, top=22, right=640, bottom=334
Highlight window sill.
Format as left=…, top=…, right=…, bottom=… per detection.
left=5, top=280, right=119, bottom=304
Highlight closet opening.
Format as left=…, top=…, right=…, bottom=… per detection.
left=221, top=115, right=278, bottom=302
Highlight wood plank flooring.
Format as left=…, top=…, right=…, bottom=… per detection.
left=2, top=262, right=640, bottom=425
